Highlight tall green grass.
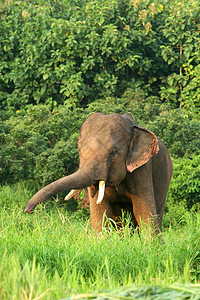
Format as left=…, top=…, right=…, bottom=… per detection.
left=0, top=182, right=200, bottom=299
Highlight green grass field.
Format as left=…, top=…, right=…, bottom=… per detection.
left=0, top=182, right=200, bottom=299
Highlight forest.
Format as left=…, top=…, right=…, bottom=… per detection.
left=0, top=0, right=199, bottom=219
left=0, top=0, right=200, bottom=298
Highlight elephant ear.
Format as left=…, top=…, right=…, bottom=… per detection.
left=126, top=125, right=159, bottom=172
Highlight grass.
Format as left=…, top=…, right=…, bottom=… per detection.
left=0, top=182, right=200, bottom=299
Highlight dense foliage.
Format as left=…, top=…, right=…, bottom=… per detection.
left=1, top=0, right=200, bottom=111
left=0, top=0, right=200, bottom=217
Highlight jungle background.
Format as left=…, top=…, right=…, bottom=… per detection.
left=1, top=0, right=199, bottom=222
left=0, top=0, right=200, bottom=298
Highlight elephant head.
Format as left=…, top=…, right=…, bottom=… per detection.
left=24, top=113, right=159, bottom=215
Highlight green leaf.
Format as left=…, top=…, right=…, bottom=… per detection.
left=43, top=73, right=49, bottom=80
left=157, top=4, right=163, bottom=13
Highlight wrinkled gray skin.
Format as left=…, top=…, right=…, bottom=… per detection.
left=25, top=113, right=173, bottom=234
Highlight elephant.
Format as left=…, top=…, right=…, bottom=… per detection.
left=25, top=113, right=173, bottom=235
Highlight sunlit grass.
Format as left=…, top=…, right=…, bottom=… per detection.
left=0, top=183, right=200, bottom=299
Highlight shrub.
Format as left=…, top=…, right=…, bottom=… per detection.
left=86, top=87, right=169, bottom=125
left=34, top=135, right=79, bottom=185
left=148, top=109, right=200, bottom=158
left=0, top=105, right=84, bottom=184
left=167, top=155, right=200, bottom=211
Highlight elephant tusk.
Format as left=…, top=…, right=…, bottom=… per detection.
left=64, top=189, right=77, bottom=201
left=96, top=181, right=106, bottom=204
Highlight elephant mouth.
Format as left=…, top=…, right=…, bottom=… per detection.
left=65, top=171, right=126, bottom=205
left=64, top=160, right=127, bottom=204
left=65, top=180, right=106, bottom=205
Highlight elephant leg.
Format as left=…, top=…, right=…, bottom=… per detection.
left=152, top=142, right=173, bottom=230
left=126, top=163, right=160, bottom=235
left=155, top=197, right=166, bottom=231
left=87, top=186, right=114, bottom=233
left=130, top=194, right=160, bottom=235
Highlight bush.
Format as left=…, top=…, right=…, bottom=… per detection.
left=86, top=86, right=169, bottom=125
left=148, top=109, right=200, bottom=158
left=163, top=154, right=200, bottom=227
left=34, top=135, right=79, bottom=185
left=0, top=105, right=85, bottom=184
left=167, top=155, right=200, bottom=211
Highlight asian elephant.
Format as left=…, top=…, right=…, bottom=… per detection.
left=25, top=113, right=173, bottom=234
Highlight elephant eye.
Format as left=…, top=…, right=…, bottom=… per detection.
left=110, top=149, right=118, bottom=156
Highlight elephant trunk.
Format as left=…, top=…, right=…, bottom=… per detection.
left=24, top=169, right=96, bottom=213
